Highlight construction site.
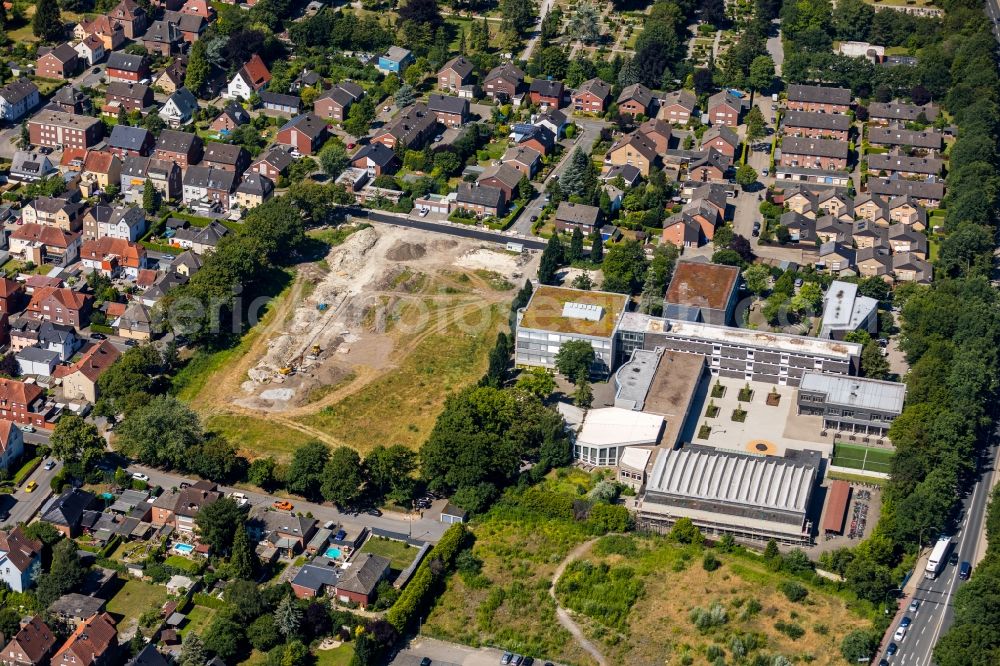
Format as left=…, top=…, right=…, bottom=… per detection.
left=189, top=221, right=539, bottom=459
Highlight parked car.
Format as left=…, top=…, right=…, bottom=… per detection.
left=367, top=508, right=382, bottom=517
left=273, top=500, right=294, bottom=511
left=893, top=626, right=906, bottom=641
left=43, top=460, right=56, bottom=471
left=90, top=332, right=108, bottom=340
left=132, top=472, right=150, bottom=482
left=512, top=656, right=524, bottom=666
left=20, top=425, right=35, bottom=433
left=420, top=659, right=432, bottom=666
left=0, top=510, right=9, bottom=522
left=419, top=208, right=429, bottom=217
left=908, top=599, right=920, bottom=612
left=887, top=643, right=898, bottom=655
left=900, top=616, right=912, bottom=628
left=230, top=492, right=249, bottom=507
left=501, top=653, right=513, bottom=665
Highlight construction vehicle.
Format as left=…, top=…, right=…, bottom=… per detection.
left=279, top=367, right=293, bottom=375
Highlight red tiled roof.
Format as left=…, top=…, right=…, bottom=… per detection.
left=60, top=148, right=87, bottom=167
left=67, top=340, right=121, bottom=383
left=10, top=223, right=80, bottom=249
left=28, top=286, right=91, bottom=314
left=2, top=615, right=56, bottom=666
left=241, top=54, right=271, bottom=89
left=52, top=613, right=116, bottom=666
left=0, top=377, right=44, bottom=406
left=83, top=150, right=118, bottom=175
left=81, top=237, right=145, bottom=268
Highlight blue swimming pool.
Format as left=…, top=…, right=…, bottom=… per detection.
left=325, top=547, right=342, bottom=559
left=173, top=543, right=195, bottom=554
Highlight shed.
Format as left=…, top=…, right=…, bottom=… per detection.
left=440, top=503, right=467, bottom=524
left=822, top=480, right=852, bottom=534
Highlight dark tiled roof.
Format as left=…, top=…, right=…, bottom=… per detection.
left=787, top=84, right=852, bottom=106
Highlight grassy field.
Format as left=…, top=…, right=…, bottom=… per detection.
left=313, top=645, right=355, bottom=666
left=106, top=580, right=169, bottom=627
left=832, top=443, right=895, bottom=474
left=178, top=604, right=216, bottom=637
left=557, top=535, right=872, bottom=665
left=295, top=302, right=505, bottom=453
left=205, top=413, right=318, bottom=462
left=359, top=536, right=419, bottom=571
left=164, top=554, right=203, bottom=573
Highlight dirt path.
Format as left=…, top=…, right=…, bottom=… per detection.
left=549, top=539, right=608, bottom=666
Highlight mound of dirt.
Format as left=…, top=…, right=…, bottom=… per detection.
left=387, top=241, right=427, bottom=261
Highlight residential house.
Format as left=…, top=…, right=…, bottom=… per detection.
left=477, top=163, right=522, bottom=203
left=81, top=238, right=146, bottom=279
left=289, top=68, right=323, bottom=93
left=854, top=192, right=891, bottom=224
left=36, top=44, right=79, bottom=79
left=16, top=348, right=60, bottom=378
left=678, top=198, right=722, bottom=241
left=126, top=645, right=169, bottom=666
left=868, top=101, right=939, bottom=125
left=171, top=220, right=228, bottom=254
left=260, top=92, right=301, bottom=116
left=892, top=253, right=932, bottom=283
left=313, top=81, right=363, bottom=121
left=438, top=56, right=474, bottom=91
left=141, top=19, right=183, bottom=56
left=0, top=525, right=39, bottom=593
left=9, top=319, right=79, bottom=360
left=554, top=201, right=601, bottom=234
left=8, top=152, right=55, bottom=183
left=818, top=241, right=855, bottom=272
left=158, top=87, right=199, bottom=127
left=786, top=84, right=852, bottom=114
left=108, top=0, right=148, bottom=38
left=251, top=146, right=294, bottom=180
left=529, top=79, right=564, bottom=108
left=852, top=219, right=887, bottom=249
left=636, top=118, right=672, bottom=154
left=687, top=148, right=730, bottom=182
left=0, top=79, right=40, bottom=122
left=513, top=124, right=556, bottom=156
left=80, top=150, right=122, bottom=195
left=162, top=10, right=206, bottom=43
left=21, top=197, right=84, bottom=231
left=154, top=58, right=187, bottom=94
left=41, top=489, right=96, bottom=536
left=181, top=167, right=236, bottom=211
left=351, top=143, right=400, bottom=178
left=617, top=83, right=655, bottom=117
left=816, top=190, right=854, bottom=220
left=106, top=125, right=155, bottom=158
left=28, top=111, right=103, bottom=150
left=53, top=339, right=117, bottom=401
left=536, top=109, right=568, bottom=138
left=201, top=142, right=249, bottom=173
left=886, top=224, right=927, bottom=257
left=0, top=616, right=57, bottom=666
left=51, top=612, right=117, bottom=666
left=290, top=557, right=341, bottom=599
left=867, top=152, right=942, bottom=178
left=210, top=101, right=250, bottom=133
left=662, top=215, right=703, bottom=248
left=9, top=225, right=82, bottom=267
left=153, top=130, right=203, bottom=169
left=74, top=16, right=126, bottom=52
left=275, top=113, right=328, bottom=155
left=455, top=183, right=505, bottom=218
left=869, top=179, right=944, bottom=208
left=700, top=125, right=739, bottom=158
left=855, top=246, right=891, bottom=277
left=73, top=35, right=106, bottom=66
left=782, top=110, right=850, bottom=140
left=483, top=63, right=525, bottom=102
left=233, top=172, right=274, bottom=209
left=779, top=137, right=848, bottom=170
left=602, top=164, right=643, bottom=187
left=121, top=157, right=182, bottom=203
left=48, top=86, right=90, bottom=115
left=249, top=508, right=317, bottom=555
left=867, top=126, right=942, bottom=152
left=888, top=195, right=928, bottom=229
left=658, top=89, right=697, bottom=125
left=115, top=300, right=154, bottom=340
left=427, top=94, right=468, bottom=127
left=333, top=553, right=390, bottom=608
left=225, top=54, right=271, bottom=100
left=26, top=287, right=92, bottom=327
left=377, top=46, right=413, bottom=75
left=706, top=90, right=744, bottom=126
left=501, top=145, right=541, bottom=177
left=607, top=131, right=658, bottom=176
left=0, top=379, right=48, bottom=432
left=150, top=481, right=221, bottom=532
left=102, top=82, right=152, bottom=116
left=105, top=52, right=149, bottom=84
left=0, top=280, right=25, bottom=316
left=815, top=215, right=853, bottom=243
left=572, top=78, right=611, bottom=113
left=172, top=249, right=202, bottom=277
left=371, top=104, right=436, bottom=151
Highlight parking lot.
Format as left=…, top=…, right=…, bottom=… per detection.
left=390, top=637, right=510, bottom=666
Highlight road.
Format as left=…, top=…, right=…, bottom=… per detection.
left=510, top=118, right=606, bottom=236
left=128, top=464, right=451, bottom=544
left=0, top=456, right=63, bottom=529
left=356, top=209, right=546, bottom=249
left=766, top=20, right=784, bottom=75
left=519, top=0, right=556, bottom=61
left=880, top=437, right=1000, bottom=665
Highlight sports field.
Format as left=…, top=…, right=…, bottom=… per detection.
left=831, top=443, right=895, bottom=474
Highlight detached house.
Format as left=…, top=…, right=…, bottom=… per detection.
left=607, top=131, right=658, bottom=176
left=73, top=35, right=106, bottom=67
left=52, top=612, right=118, bottom=666
left=706, top=90, right=745, bottom=126
left=275, top=113, right=328, bottom=156
left=74, top=16, right=126, bottom=52
left=371, top=104, right=436, bottom=151
left=314, top=82, right=364, bottom=121
left=108, top=0, right=148, bottom=39
left=351, top=143, right=400, bottom=178
left=700, top=125, right=739, bottom=158
left=26, top=287, right=92, bottom=327
left=155, top=58, right=187, bottom=95
left=121, top=157, right=182, bottom=203
left=141, top=19, right=183, bottom=56
left=153, top=130, right=203, bottom=169
left=617, top=83, right=655, bottom=117
left=225, top=54, right=271, bottom=100
left=334, top=553, right=390, bottom=608
left=159, top=87, right=199, bottom=128
left=529, top=79, right=564, bottom=108
left=36, top=44, right=79, bottom=80
left=87, top=206, right=145, bottom=242
left=483, top=63, right=525, bottom=102
left=1, top=615, right=57, bottom=666
left=234, top=173, right=274, bottom=209
left=0, top=526, right=39, bottom=593
left=251, top=146, right=294, bottom=180
left=0, top=378, right=49, bottom=432
left=477, top=163, right=522, bottom=203
left=377, top=46, right=413, bottom=75
left=427, top=94, right=469, bottom=127
left=572, top=78, right=611, bottom=113
left=210, top=101, right=250, bottom=133
left=554, top=201, right=601, bottom=234
left=151, top=481, right=221, bottom=533
left=81, top=238, right=146, bottom=279
left=105, top=52, right=149, bottom=84
left=102, top=82, right=152, bottom=115
left=455, top=183, right=505, bottom=218
left=438, top=56, right=474, bottom=91
left=56, top=337, right=122, bottom=398
left=9, top=152, right=55, bottom=184
left=659, top=89, right=697, bottom=125
left=9, top=225, right=82, bottom=267
left=181, top=166, right=237, bottom=211
left=80, top=150, right=122, bottom=194
left=0, top=79, right=40, bottom=122
left=502, top=145, right=541, bottom=178
left=22, top=197, right=84, bottom=232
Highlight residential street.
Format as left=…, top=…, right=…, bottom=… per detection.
left=0, top=456, right=62, bottom=528
left=128, top=464, right=451, bottom=544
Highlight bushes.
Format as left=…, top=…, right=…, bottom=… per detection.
left=554, top=561, right=645, bottom=630
left=774, top=620, right=805, bottom=639
left=386, top=524, right=467, bottom=632
left=703, top=553, right=721, bottom=572
left=689, top=602, right=728, bottom=632
left=192, top=592, right=226, bottom=609
left=779, top=581, right=808, bottom=603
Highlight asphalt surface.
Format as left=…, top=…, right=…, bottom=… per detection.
left=128, top=464, right=450, bottom=544
left=0, top=455, right=62, bottom=529
left=355, top=209, right=546, bottom=250
left=881, top=437, right=1000, bottom=665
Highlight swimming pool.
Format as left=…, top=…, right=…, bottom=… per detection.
left=173, top=543, right=195, bottom=554
left=325, top=547, right=342, bottom=559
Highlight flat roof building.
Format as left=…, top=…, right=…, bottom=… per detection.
left=639, top=445, right=820, bottom=544
left=822, top=479, right=851, bottom=534
left=663, top=261, right=741, bottom=326
left=797, top=371, right=905, bottom=438
left=574, top=406, right=664, bottom=467
left=515, top=285, right=629, bottom=376
left=819, top=280, right=878, bottom=340
left=614, top=348, right=704, bottom=448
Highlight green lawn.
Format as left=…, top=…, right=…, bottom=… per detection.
left=178, top=605, right=216, bottom=637
left=832, top=443, right=895, bottom=473
left=164, top=554, right=203, bottom=574
left=106, top=580, right=170, bottom=626
left=358, top=536, right=418, bottom=571
left=313, top=645, right=355, bottom=666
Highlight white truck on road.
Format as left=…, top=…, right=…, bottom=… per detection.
left=925, top=535, right=952, bottom=580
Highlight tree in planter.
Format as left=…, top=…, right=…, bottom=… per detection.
left=572, top=272, right=594, bottom=290
left=555, top=340, right=595, bottom=379
left=738, top=382, right=753, bottom=401
left=711, top=380, right=725, bottom=398
left=732, top=402, right=747, bottom=422
left=706, top=400, right=719, bottom=417
left=698, top=422, right=711, bottom=439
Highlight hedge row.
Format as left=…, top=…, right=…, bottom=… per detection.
left=192, top=592, right=227, bottom=610
left=385, top=523, right=467, bottom=632
left=13, top=457, right=41, bottom=486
